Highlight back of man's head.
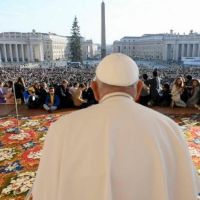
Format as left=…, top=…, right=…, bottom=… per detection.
left=96, top=53, right=139, bottom=87
left=153, top=70, right=158, bottom=77
left=142, top=73, right=148, bottom=80
left=186, top=75, right=192, bottom=81
left=92, top=53, right=139, bottom=101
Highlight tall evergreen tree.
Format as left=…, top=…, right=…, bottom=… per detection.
left=69, top=16, right=82, bottom=62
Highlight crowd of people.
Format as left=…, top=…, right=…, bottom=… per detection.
left=139, top=70, right=200, bottom=109
left=0, top=61, right=200, bottom=112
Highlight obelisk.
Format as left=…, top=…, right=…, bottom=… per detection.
left=101, top=1, right=106, bottom=59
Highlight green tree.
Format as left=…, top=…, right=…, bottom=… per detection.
left=69, top=16, right=82, bottom=62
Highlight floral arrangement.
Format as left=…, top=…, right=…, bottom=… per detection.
left=1, top=172, right=36, bottom=196
left=0, top=148, right=17, bottom=162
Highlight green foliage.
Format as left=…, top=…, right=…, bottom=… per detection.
left=69, top=16, right=82, bottom=62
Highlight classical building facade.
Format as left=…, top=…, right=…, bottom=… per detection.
left=113, top=31, right=200, bottom=61
left=65, top=38, right=99, bottom=60
left=81, top=40, right=99, bottom=60
left=0, top=30, right=98, bottom=63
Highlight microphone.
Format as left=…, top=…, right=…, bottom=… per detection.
left=12, top=80, right=21, bottom=134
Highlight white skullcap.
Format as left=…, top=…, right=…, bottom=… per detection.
left=96, top=53, right=139, bottom=86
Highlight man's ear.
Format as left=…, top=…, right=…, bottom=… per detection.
left=135, top=80, right=143, bottom=102
left=91, top=81, right=100, bottom=102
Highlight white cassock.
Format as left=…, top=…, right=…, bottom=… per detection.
left=32, top=92, right=200, bottom=200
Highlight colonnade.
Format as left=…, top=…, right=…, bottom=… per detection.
left=0, top=43, right=44, bottom=62
left=167, top=43, right=200, bottom=61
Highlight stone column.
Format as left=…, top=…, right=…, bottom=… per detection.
left=174, top=44, right=179, bottom=61
left=196, top=44, right=199, bottom=57
left=198, top=44, right=200, bottom=57
left=162, top=44, right=168, bottom=61
left=15, top=44, right=19, bottom=62
left=9, top=44, right=13, bottom=62
left=182, top=44, right=185, bottom=57
left=193, top=44, right=198, bottom=57
left=3, top=44, right=7, bottom=62
left=189, top=44, right=193, bottom=57
left=21, top=44, right=25, bottom=62
left=187, top=44, right=190, bottom=57
left=27, top=45, right=30, bottom=62
left=24, top=45, right=28, bottom=61
left=177, top=44, right=182, bottom=61
left=29, top=45, right=34, bottom=62
left=0, top=46, right=2, bottom=63
left=39, top=44, right=44, bottom=61
left=190, top=44, right=194, bottom=57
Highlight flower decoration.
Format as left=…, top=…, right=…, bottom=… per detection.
left=0, top=141, right=3, bottom=148
left=21, top=120, right=40, bottom=127
left=190, top=126, right=200, bottom=137
left=39, top=134, right=47, bottom=142
left=0, top=161, right=23, bottom=174
left=188, top=146, right=200, bottom=157
left=22, top=141, right=36, bottom=150
left=1, top=172, right=36, bottom=196
left=22, top=145, right=42, bottom=163
left=0, top=148, right=17, bottom=162
left=37, top=126, right=48, bottom=132
left=194, top=138, right=200, bottom=145
left=20, top=117, right=29, bottom=120
left=1, top=130, right=36, bottom=145
left=1, top=121, right=15, bottom=128
left=6, top=127, right=19, bottom=133
left=46, top=116, right=53, bottom=120
left=9, top=132, right=30, bottom=141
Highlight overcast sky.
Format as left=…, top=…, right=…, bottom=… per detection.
left=0, top=0, right=199, bottom=44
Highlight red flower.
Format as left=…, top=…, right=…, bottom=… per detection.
left=1, top=130, right=37, bottom=145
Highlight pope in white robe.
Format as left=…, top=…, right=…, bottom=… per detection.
left=32, top=53, right=199, bottom=200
